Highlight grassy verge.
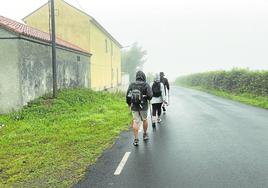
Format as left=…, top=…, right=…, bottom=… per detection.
left=178, top=85, right=268, bottom=109
left=0, top=89, right=131, bottom=187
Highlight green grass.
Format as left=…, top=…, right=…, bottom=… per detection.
left=0, top=89, right=131, bottom=187
left=179, top=85, right=268, bottom=109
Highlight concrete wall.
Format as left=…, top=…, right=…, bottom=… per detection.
left=121, top=73, right=130, bottom=86
left=0, top=28, right=90, bottom=113
left=0, top=29, right=22, bottom=113
left=19, top=39, right=90, bottom=106
left=56, top=47, right=90, bottom=89
left=19, top=40, right=90, bottom=105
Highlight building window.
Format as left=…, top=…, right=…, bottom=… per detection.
left=77, top=56, right=80, bottom=62
left=111, top=42, right=113, bottom=56
left=105, top=39, right=108, bottom=53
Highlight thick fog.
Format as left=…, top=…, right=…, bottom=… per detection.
left=2, top=0, right=268, bottom=80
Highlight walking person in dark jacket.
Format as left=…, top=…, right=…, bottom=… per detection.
left=126, top=71, right=153, bottom=146
left=160, top=72, right=170, bottom=113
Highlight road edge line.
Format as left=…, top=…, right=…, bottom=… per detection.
left=114, top=152, right=131, bottom=175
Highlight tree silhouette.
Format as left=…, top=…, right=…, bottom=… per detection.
left=121, top=42, right=147, bottom=82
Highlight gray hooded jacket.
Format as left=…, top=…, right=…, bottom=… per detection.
left=126, top=71, right=153, bottom=111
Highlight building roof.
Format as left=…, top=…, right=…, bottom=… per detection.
left=0, top=15, right=91, bottom=55
left=22, top=0, right=123, bottom=48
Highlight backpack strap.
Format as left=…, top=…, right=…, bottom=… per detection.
left=138, top=111, right=144, bottom=121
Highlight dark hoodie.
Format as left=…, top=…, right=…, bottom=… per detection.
left=160, top=72, right=170, bottom=95
left=126, top=71, right=153, bottom=111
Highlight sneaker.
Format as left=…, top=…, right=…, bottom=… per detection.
left=157, top=118, right=162, bottom=123
left=133, top=138, right=139, bottom=146
left=143, top=133, right=149, bottom=141
left=152, top=122, right=156, bottom=128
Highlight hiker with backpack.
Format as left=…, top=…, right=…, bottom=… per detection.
left=151, top=73, right=167, bottom=128
left=160, top=72, right=170, bottom=113
left=126, top=71, right=153, bottom=146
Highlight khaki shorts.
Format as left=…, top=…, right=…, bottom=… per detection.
left=132, top=111, right=148, bottom=127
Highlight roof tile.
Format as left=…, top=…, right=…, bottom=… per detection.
left=0, top=15, right=90, bottom=55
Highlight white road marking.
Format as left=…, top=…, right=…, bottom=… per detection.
left=114, top=152, right=131, bottom=175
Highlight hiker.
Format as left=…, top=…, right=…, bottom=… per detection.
left=126, top=71, right=153, bottom=146
left=160, top=72, right=170, bottom=113
left=151, top=73, right=167, bottom=128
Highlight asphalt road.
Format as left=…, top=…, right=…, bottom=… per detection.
left=75, top=86, right=268, bottom=188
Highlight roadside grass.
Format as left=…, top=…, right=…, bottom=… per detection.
left=178, top=85, right=268, bottom=110
left=0, top=89, right=131, bottom=187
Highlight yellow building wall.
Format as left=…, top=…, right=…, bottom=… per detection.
left=113, top=42, right=122, bottom=86
left=23, top=0, right=121, bottom=90
left=90, top=23, right=122, bottom=89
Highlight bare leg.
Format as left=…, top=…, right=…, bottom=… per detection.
left=143, top=119, right=148, bottom=134
left=132, top=120, right=139, bottom=139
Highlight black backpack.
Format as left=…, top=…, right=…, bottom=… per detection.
left=130, top=82, right=144, bottom=106
left=152, top=82, right=161, bottom=97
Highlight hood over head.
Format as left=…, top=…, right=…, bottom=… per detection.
left=136, top=70, right=146, bottom=82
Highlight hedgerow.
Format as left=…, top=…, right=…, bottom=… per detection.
left=176, top=68, right=268, bottom=96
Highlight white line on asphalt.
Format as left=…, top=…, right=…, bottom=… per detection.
left=114, top=152, right=131, bottom=175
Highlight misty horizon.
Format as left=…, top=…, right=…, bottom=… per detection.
left=1, top=0, right=268, bottom=80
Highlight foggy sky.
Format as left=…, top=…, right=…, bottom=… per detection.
left=1, top=0, right=268, bottom=80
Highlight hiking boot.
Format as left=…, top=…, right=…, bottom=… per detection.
left=157, top=118, right=162, bottom=123
left=133, top=138, right=139, bottom=146
left=143, top=133, right=149, bottom=141
left=152, top=122, right=156, bottom=128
